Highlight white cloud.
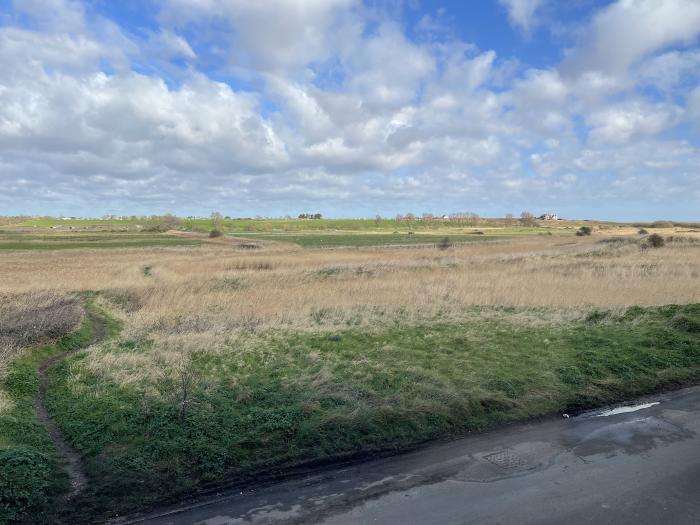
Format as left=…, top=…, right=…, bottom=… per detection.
left=586, top=101, right=682, bottom=145
left=12, top=0, right=86, bottom=33
left=147, top=30, right=196, bottom=61
left=499, top=0, right=545, bottom=33
left=0, top=0, right=698, bottom=218
left=637, top=49, right=700, bottom=91
left=564, top=0, right=700, bottom=75
left=163, top=0, right=360, bottom=74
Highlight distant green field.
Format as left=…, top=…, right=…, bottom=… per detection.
left=0, top=239, right=200, bottom=251
left=15, top=216, right=575, bottom=234
left=0, top=232, right=175, bottom=242
left=238, top=232, right=512, bottom=248
left=1, top=221, right=564, bottom=250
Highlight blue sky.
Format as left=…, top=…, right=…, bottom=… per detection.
left=1, top=0, right=699, bottom=220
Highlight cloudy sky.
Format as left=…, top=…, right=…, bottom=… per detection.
left=1, top=0, right=700, bottom=220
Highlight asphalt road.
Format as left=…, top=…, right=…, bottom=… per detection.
left=129, top=386, right=700, bottom=525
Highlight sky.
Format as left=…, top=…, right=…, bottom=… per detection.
left=1, top=0, right=700, bottom=220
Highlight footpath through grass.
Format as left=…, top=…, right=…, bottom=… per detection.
left=43, top=303, right=700, bottom=522
left=0, top=297, right=120, bottom=524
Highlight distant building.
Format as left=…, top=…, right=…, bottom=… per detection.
left=538, top=213, right=560, bottom=220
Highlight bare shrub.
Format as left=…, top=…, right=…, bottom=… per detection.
left=519, top=212, right=537, bottom=227
left=144, top=214, right=182, bottom=232
left=438, top=237, right=452, bottom=250
left=647, top=233, right=665, bottom=248
left=0, top=292, right=83, bottom=349
left=155, top=350, right=203, bottom=424
left=211, top=211, right=224, bottom=232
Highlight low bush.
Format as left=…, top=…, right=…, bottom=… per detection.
left=647, top=233, right=665, bottom=248
left=576, top=226, right=592, bottom=236
left=671, top=313, right=700, bottom=333
left=0, top=447, right=53, bottom=523
left=209, top=229, right=223, bottom=238
left=0, top=293, right=83, bottom=349
left=638, top=228, right=648, bottom=235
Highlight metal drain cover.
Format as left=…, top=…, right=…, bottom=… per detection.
left=483, top=449, right=528, bottom=471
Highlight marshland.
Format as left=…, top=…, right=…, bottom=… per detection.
left=1, top=218, right=699, bottom=522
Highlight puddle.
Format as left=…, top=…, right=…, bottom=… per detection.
left=595, top=402, right=659, bottom=417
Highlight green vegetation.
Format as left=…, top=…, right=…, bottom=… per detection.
left=0, top=237, right=201, bottom=250
left=0, top=297, right=120, bottom=524
left=238, top=232, right=508, bottom=248
left=3, top=216, right=616, bottom=250
left=0, top=316, right=94, bottom=523
left=13, top=216, right=556, bottom=233
left=1, top=218, right=563, bottom=250
left=646, top=233, right=666, bottom=248
left=42, top=303, right=700, bottom=521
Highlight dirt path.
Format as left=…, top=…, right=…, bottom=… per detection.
left=165, top=229, right=300, bottom=251
left=35, top=309, right=106, bottom=499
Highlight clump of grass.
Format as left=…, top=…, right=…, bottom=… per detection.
left=209, top=229, right=223, bottom=238
left=317, top=266, right=343, bottom=278
left=102, top=289, right=143, bottom=313
left=576, top=226, right=592, bottom=236
left=213, top=277, right=246, bottom=290
left=228, top=260, right=273, bottom=271
left=670, top=313, right=700, bottom=333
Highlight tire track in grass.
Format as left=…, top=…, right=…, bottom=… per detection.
left=35, top=308, right=106, bottom=499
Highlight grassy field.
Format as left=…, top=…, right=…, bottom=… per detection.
left=13, top=216, right=615, bottom=233
left=0, top=240, right=201, bottom=251
left=1, top=225, right=700, bottom=522
left=37, top=303, right=700, bottom=520
left=0, top=231, right=201, bottom=251
left=235, top=232, right=511, bottom=248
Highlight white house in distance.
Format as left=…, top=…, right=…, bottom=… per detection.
left=538, top=213, right=561, bottom=220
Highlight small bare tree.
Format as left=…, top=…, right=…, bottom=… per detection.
left=211, top=211, right=224, bottom=235
left=156, top=351, right=202, bottom=424
left=519, top=211, right=537, bottom=227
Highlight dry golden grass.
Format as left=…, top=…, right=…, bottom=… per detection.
left=2, top=234, right=699, bottom=348
left=1, top=229, right=698, bottom=391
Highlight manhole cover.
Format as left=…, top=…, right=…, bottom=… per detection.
left=483, top=449, right=528, bottom=471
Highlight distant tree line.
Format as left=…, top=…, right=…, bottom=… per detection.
left=298, top=213, right=323, bottom=219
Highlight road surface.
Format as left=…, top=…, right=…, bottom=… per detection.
left=127, top=386, right=700, bottom=525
